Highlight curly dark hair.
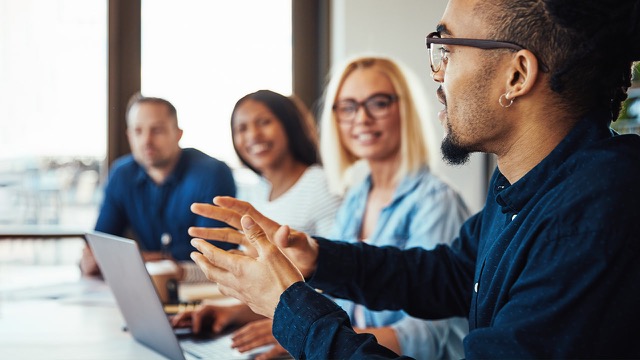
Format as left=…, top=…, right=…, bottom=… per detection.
left=477, top=0, right=640, bottom=122
left=230, top=90, right=320, bottom=175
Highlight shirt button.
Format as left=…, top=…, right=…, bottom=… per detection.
left=161, top=233, right=172, bottom=246
left=474, top=282, right=479, bottom=293
left=512, top=214, right=517, bottom=221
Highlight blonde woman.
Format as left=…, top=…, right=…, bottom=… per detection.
left=319, top=55, right=470, bottom=360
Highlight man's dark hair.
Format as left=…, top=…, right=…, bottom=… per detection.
left=126, top=92, right=178, bottom=124
left=230, top=89, right=320, bottom=175
left=480, top=0, right=640, bottom=122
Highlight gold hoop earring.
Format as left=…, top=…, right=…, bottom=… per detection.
left=499, top=91, right=514, bottom=108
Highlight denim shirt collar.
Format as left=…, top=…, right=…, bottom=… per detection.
left=493, top=110, right=613, bottom=214
left=353, top=165, right=431, bottom=208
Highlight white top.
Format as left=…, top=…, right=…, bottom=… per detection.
left=237, top=164, right=341, bottom=237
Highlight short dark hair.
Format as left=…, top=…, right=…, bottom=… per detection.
left=479, top=0, right=640, bottom=122
left=230, top=90, right=320, bottom=175
left=126, top=92, right=178, bottom=125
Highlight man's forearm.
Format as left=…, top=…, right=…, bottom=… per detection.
left=309, top=238, right=473, bottom=319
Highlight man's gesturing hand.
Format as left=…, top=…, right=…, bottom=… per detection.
left=189, top=196, right=320, bottom=278
left=190, top=215, right=304, bottom=318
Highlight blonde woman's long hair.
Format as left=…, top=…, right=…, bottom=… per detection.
left=319, top=55, right=431, bottom=195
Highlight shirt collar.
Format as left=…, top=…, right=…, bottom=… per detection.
left=393, top=165, right=430, bottom=201
left=133, top=150, right=186, bottom=186
left=356, top=165, right=430, bottom=206
left=493, top=110, right=613, bottom=213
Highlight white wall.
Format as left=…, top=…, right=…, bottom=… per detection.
left=330, top=0, right=486, bottom=213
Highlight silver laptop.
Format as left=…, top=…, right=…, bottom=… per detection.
left=85, top=231, right=275, bottom=360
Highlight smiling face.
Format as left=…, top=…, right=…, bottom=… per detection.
left=335, top=67, right=402, bottom=165
left=433, top=0, right=512, bottom=165
left=232, top=99, right=292, bottom=173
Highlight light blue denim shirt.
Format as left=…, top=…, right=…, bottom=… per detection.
left=330, top=166, right=470, bottom=360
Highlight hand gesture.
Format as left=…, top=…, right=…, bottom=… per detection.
left=189, top=196, right=320, bottom=278
left=191, top=215, right=304, bottom=318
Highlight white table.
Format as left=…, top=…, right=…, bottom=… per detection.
left=0, top=276, right=234, bottom=360
left=0, top=278, right=168, bottom=360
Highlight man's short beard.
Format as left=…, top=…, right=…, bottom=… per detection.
left=441, top=133, right=471, bottom=166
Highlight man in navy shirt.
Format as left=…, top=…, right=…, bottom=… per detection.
left=80, top=94, right=236, bottom=277
left=186, top=0, right=640, bottom=358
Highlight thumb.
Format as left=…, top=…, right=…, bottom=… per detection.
left=241, top=215, right=268, bottom=254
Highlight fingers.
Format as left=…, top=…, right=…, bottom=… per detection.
left=271, top=228, right=319, bottom=279
left=80, top=246, right=100, bottom=276
left=271, top=227, right=312, bottom=251
left=190, top=307, right=203, bottom=333
left=191, top=203, right=242, bottom=229
left=191, top=305, right=215, bottom=334
left=214, top=197, right=282, bottom=235
left=211, top=308, right=234, bottom=334
left=240, top=216, right=274, bottom=257
left=232, top=319, right=276, bottom=352
left=190, top=252, right=231, bottom=288
left=141, top=251, right=165, bottom=262
left=193, top=215, right=304, bottom=320
left=190, top=240, right=258, bottom=308
left=191, top=239, right=240, bottom=272
left=190, top=241, right=241, bottom=287
left=188, top=227, right=248, bottom=247
left=273, top=225, right=291, bottom=248
left=192, top=197, right=289, bottom=249
left=213, top=196, right=259, bottom=217
left=171, top=310, right=192, bottom=327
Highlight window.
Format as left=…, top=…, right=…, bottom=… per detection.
left=141, top=0, right=292, bottom=169
left=0, top=0, right=107, bottom=228
left=0, top=0, right=297, bottom=290
left=0, top=0, right=107, bottom=290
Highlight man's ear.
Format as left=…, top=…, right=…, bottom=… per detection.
left=504, top=49, right=540, bottom=98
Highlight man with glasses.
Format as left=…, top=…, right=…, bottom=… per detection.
left=187, top=0, right=640, bottom=358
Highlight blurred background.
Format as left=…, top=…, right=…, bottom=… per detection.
left=1, top=0, right=638, bottom=296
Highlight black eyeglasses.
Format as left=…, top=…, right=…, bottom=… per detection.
left=332, top=93, right=399, bottom=125
left=426, top=31, right=547, bottom=73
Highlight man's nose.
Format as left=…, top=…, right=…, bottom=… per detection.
left=431, top=66, right=444, bottom=83
left=140, top=131, right=153, bottom=145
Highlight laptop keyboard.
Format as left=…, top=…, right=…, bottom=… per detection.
left=180, top=335, right=253, bottom=360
